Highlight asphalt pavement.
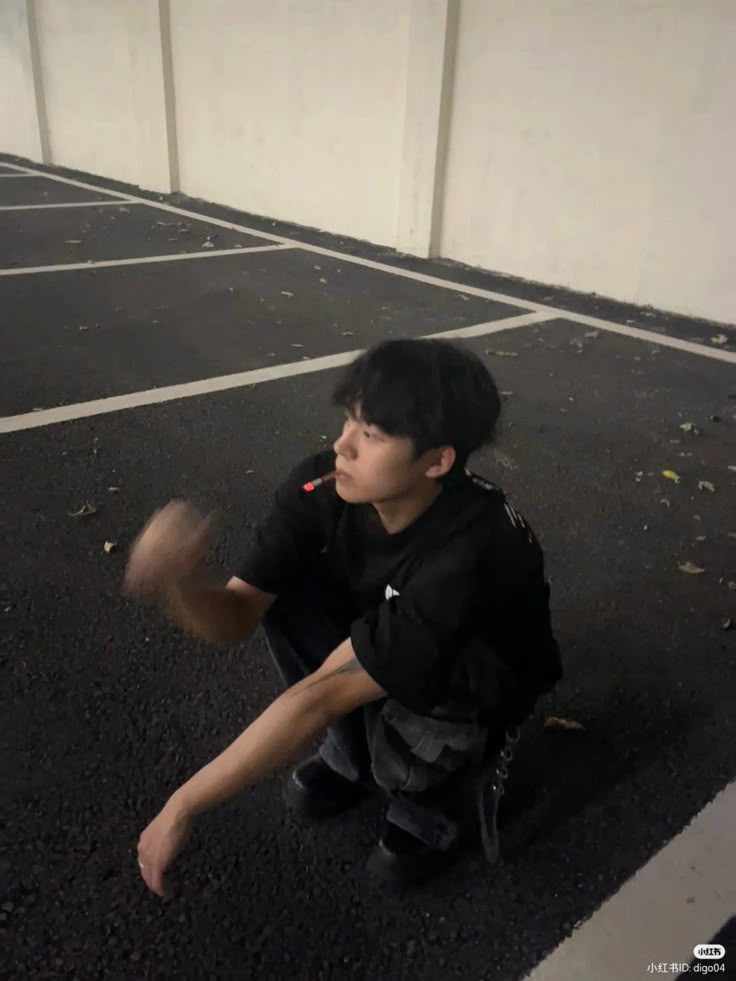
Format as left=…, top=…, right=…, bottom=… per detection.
left=1, top=154, right=735, bottom=981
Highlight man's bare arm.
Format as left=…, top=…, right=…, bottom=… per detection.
left=136, top=638, right=386, bottom=895
left=161, top=577, right=275, bottom=647
left=173, top=638, right=384, bottom=813
left=124, top=500, right=276, bottom=646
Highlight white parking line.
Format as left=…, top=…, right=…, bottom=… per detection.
left=0, top=313, right=553, bottom=433
left=0, top=199, right=137, bottom=212
left=1, top=162, right=731, bottom=362
left=523, top=781, right=736, bottom=981
left=422, top=310, right=549, bottom=339
left=0, top=242, right=293, bottom=277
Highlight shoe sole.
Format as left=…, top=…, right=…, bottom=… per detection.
left=365, top=837, right=461, bottom=889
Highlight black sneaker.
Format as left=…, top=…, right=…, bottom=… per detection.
left=366, top=816, right=462, bottom=889
left=283, top=753, right=368, bottom=820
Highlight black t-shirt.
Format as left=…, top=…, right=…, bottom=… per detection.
left=237, top=450, right=561, bottom=716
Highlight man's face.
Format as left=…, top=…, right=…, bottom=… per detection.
left=332, top=408, right=433, bottom=504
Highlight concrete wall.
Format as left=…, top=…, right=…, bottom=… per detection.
left=34, top=0, right=172, bottom=191
left=440, top=0, right=736, bottom=324
left=1, top=0, right=734, bottom=322
left=0, top=0, right=43, bottom=159
left=170, top=0, right=411, bottom=244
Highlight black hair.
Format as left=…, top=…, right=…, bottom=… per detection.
left=331, top=337, right=501, bottom=476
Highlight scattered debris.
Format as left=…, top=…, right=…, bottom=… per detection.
left=698, top=481, right=715, bottom=493
left=103, top=541, right=117, bottom=554
left=69, top=502, right=97, bottom=518
left=107, top=487, right=120, bottom=494
left=501, top=390, right=513, bottom=397
left=660, top=498, right=671, bottom=508
left=485, top=349, right=518, bottom=357
left=118, top=207, right=129, bottom=213
left=662, top=470, right=680, bottom=483
left=678, top=562, right=705, bottom=575
left=78, top=325, right=89, bottom=331
left=266, top=352, right=276, bottom=358
left=246, top=470, right=254, bottom=475
left=319, top=278, right=328, bottom=284
left=290, top=343, right=303, bottom=348
left=728, top=466, right=736, bottom=473
left=635, top=471, right=643, bottom=482
left=695, top=535, right=707, bottom=542
left=679, top=422, right=699, bottom=434
left=544, top=716, right=585, bottom=732
left=710, top=334, right=728, bottom=345
left=201, top=238, right=215, bottom=248
left=65, top=239, right=82, bottom=244
left=313, top=265, right=321, bottom=271
left=584, top=331, right=600, bottom=339
left=281, top=291, right=294, bottom=297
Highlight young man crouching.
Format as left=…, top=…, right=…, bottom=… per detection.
left=126, top=337, right=561, bottom=896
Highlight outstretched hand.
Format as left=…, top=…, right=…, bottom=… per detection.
left=124, top=500, right=213, bottom=600
left=137, top=800, right=193, bottom=897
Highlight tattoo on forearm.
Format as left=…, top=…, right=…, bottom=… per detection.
left=290, top=656, right=363, bottom=696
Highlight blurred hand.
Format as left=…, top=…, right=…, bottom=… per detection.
left=137, top=800, right=192, bottom=897
left=124, top=500, right=212, bottom=599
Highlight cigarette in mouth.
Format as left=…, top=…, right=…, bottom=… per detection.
left=301, top=470, right=337, bottom=493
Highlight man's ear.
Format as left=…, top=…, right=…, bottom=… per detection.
left=423, top=445, right=456, bottom=480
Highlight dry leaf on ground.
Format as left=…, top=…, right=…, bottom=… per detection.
left=544, top=716, right=585, bottom=732
left=679, top=561, right=705, bottom=575
left=69, top=502, right=97, bottom=518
